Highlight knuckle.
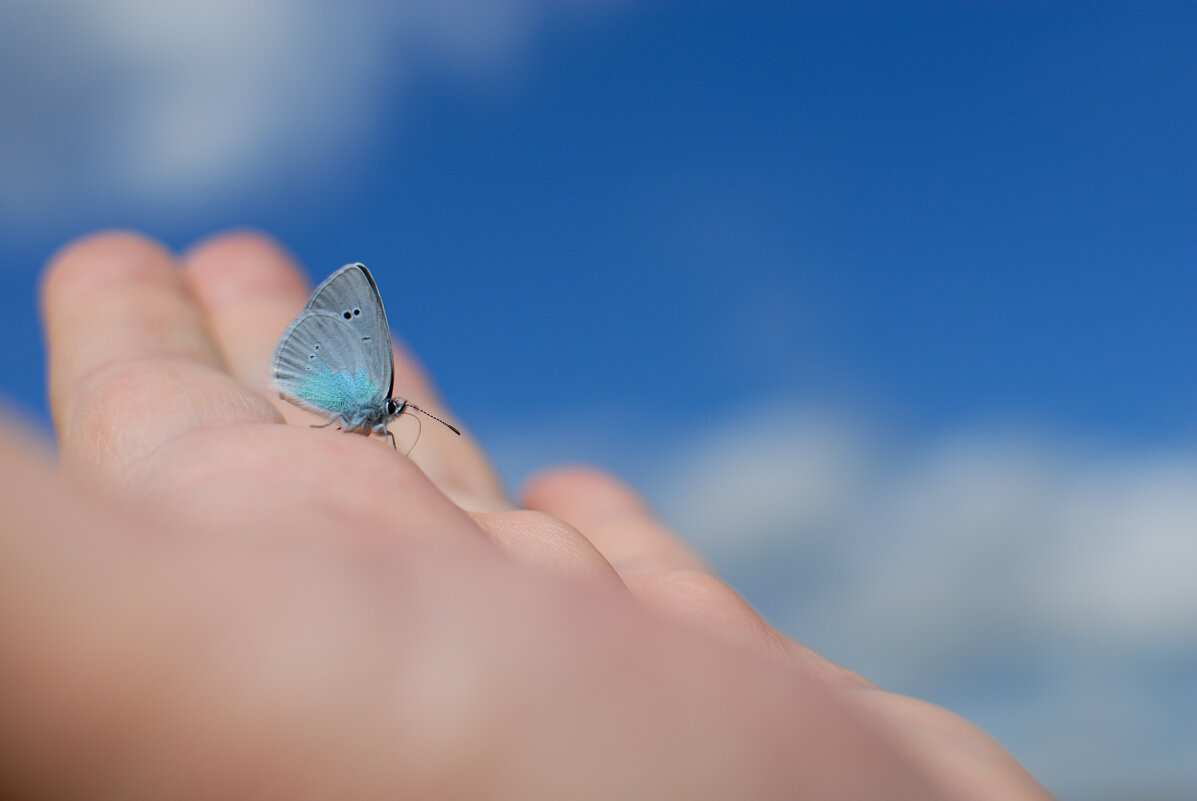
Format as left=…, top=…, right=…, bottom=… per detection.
left=57, top=359, right=173, bottom=478
left=632, top=567, right=770, bottom=633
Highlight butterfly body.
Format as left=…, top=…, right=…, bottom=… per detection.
left=272, top=263, right=453, bottom=449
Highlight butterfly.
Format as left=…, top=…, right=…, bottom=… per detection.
left=272, top=262, right=460, bottom=449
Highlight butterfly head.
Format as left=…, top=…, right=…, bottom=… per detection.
left=385, top=397, right=462, bottom=436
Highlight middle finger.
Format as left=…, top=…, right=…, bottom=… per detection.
left=183, top=232, right=509, bottom=510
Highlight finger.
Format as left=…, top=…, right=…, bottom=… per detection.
left=522, top=466, right=870, bottom=683
left=41, top=231, right=279, bottom=480
left=182, top=231, right=508, bottom=511
left=522, top=466, right=709, bottom=577
left=179, top=231, right=312, bottom=401
left=469, top=509, right=626, bottom=588
left=522, top=465, right=756, bottom=634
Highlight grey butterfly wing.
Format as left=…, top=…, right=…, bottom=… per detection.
left=273, top=311, right=389, bottom=421
left=304, top=263, right=394, bottom=397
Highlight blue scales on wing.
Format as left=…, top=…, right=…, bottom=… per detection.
left=272, top=310, right=388, bottom=428
left=296, top=364, right=379, bottom=414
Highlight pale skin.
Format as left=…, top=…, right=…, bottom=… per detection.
left=0, top=231, right=1053, bottom=799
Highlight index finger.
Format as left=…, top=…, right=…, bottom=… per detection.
left=41, top=231, right=279, bottom=481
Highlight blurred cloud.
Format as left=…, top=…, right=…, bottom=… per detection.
left=653, top=406, right=1197, bottom=669
left=491, top=401, right=1197, bottom=796
left=0, top=0, right=623, bottom=223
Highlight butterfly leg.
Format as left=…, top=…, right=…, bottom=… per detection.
left=400, top=415, right=423, bottom=457
left=386, top=430, right=396, bottom=450
left=310, top=417, right=340, bottom=429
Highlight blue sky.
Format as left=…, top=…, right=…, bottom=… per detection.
left=1, top=2, right=1195, bottom=797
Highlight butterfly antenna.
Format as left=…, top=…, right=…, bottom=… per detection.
left=407, top=404, right=462, bottom=436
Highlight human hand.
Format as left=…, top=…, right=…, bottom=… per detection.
left=0, top=231, right=1052, bottom=799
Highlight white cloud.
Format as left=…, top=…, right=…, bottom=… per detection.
left=643, top=409, right=1197, bottom=665
left=0, top=0, right=624, bottom=223
left=490, top=402, right=1197, bottom=797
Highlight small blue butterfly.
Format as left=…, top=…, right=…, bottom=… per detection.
left=272, top=263, right=460, bottom=449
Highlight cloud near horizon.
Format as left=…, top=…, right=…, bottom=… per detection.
left=654, top=407, right=1197, bottom=662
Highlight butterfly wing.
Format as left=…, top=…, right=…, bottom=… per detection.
left=304, top=263, right=394, bottom=398
left=273, top=312, right=388, bottom=422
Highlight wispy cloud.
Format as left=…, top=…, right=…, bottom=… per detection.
left=491, top=402, right=1197, bottom=797
left=0, top=0, right=623, bottom=224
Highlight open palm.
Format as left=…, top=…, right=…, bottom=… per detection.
left=0, top=230, right=1052, bottom=799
